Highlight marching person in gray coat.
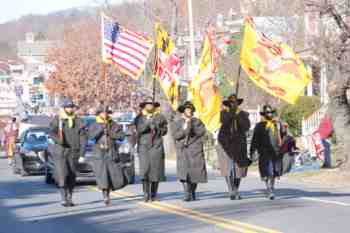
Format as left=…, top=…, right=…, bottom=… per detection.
left=134, top=98, right=168, bottom=202
left=89, top=105, right=126, bottom=206
left=49, top=99, right=86, bottom=207
left=172, top=101, right=207, bottom=202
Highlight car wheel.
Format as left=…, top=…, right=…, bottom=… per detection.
left=21, top=169, right=29, bottom=177
left=128, top=166, right=135, bottom=184
left=128, top=175, right=135, bottom=184
left=12, top=165, right=20, bottom=175
left=45, top=167, right=54, bottom=184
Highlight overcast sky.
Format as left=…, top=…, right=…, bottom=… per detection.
left=0, top=0, right=126, bottom=23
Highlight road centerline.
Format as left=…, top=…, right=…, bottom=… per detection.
left=89, top=186, right=282, bottom=233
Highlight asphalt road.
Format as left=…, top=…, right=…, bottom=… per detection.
left=1, top=156, right=350, bottom=233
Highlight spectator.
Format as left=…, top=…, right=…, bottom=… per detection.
left=317, top=115, right=333, bottom=169
left=4, top=117, right=19, bottom=165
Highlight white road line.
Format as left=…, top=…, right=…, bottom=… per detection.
left=300, top=197, right=350, bottom=207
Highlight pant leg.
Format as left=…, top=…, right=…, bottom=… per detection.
left=322, top=140, right=331, bottom=167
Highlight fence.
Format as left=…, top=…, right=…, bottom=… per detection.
left=301, top=105, right=328, bottom=136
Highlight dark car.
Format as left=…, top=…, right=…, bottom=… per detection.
left=13, top=127, right=50, bottom=176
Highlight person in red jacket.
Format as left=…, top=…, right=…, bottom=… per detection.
left=317, top=115, right=333, bottom=168
left=4, top=117, right=19, bottom=165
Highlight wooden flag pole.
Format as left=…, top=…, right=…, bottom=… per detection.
left=100, top=62, right=108, bottom=107
left=236, top=64, right=242, bottom=96
left=152, top=38, right=159, bottom=102
left=235, top=19, right=245, bottom=97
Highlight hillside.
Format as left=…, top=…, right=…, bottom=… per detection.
left=0, top=8, right=95, bottom=59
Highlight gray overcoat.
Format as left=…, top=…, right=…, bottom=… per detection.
left=48, top=116, right=85, bottom=188
left=134, top=113, right=168, bottom=182
left=172, top=117, right=208, bottom=183
left=89, top=120, right=127, bottom=190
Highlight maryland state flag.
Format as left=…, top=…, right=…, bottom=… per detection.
left=155, top=23, right=180, bottom=110
left=190, top=33, right=222, bottom=133
left=240, top=17, right=311, bottom=104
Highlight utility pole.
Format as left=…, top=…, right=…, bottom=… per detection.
left=187, top=0, right=196, bottom=68
left=170, top=0, right=178, bottom=36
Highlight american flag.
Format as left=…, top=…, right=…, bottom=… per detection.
left=102, top=14, right=153, bottom=79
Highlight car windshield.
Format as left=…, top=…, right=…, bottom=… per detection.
left=25, top=131, right=48, bottom=144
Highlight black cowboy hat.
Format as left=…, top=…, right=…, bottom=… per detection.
left=223, top=94, right=243, bottom=107
left=95, top=104, right=113, bottom=115
left=177, top=101, right=196, bottom=113
left=139, top=97, right=160, bottom=109
left=260, top=104, right=276, bottom=116
left=61, top=98, right=77, bottom=108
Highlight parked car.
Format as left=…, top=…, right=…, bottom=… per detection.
left=13, top=127, right=50, bottom=176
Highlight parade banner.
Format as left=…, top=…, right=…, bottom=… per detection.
left=190, top=33, right=222, bottom=133
left=101, top=13, right=153, bottom=80
left=155, top=23, right=181, bottom=110
left=240, top=16, right=311, bottom=104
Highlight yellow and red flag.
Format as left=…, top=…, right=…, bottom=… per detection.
left=190, top=33, right=222, bottom=133
left=240, top=17, right=311, bottom=104
left=155, top=23, right=181, bottom=110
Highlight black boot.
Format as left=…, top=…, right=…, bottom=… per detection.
left=151, top=182, right=159, bottom=202
left=233, top=178, right=242, bottom=200
left=66, top=188, right=75, bottom=207
left=269, top=178, right=275, bottom=200
left=59, top=188, right=69, bottom=207
left=270, top=178, right=275, bottom=192
left=225, top=176, right=235, bottom=200
left=191, top=183, right=197, bottom=201
left=142, top=181, right=151, bottom=202
left=182, top=182, right=191, bottom=202
left=103, top=189, right=111, bottom=206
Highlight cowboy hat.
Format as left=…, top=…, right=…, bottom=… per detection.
left=223, top=94, right=243, bottom=105
left=95, top=104, right=113, bottom=115
left=61, top=98, right=77, bottom=108
left=260, top=104, right=276, bottom=116
left=139, top=97, right=160, bottom=109
left=177, top=101, right=196, bottom=113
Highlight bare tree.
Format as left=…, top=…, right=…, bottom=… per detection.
left=305, top=0, right=350, bottom=169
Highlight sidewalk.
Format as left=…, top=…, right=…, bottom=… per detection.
left=0, top=151, right=6, bottom=159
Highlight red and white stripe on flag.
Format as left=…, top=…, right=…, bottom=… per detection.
left=102, top=14, right=153, bottom=79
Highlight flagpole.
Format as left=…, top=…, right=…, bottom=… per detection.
left=188, top=0, right=196, bottom=67
left=235, top=18, right=245, bottom=97
left=152, top=43, right=158, bottom=102
left=236, top=65, right=242, bottom=96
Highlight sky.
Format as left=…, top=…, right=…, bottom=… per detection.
left=0, top=0, right=124, bottom=24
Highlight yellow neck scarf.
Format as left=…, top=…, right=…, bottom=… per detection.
left=233, top=108, right=241, bottom=131
left=142, top=110, right=154, bottom=118
left=264, top=120, right=276, bottom=134
left=59, top=109, right=76, bottom=128
left=96, top=115, right=112, bottom=125
left=264, top=119, right=282, bottom=146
